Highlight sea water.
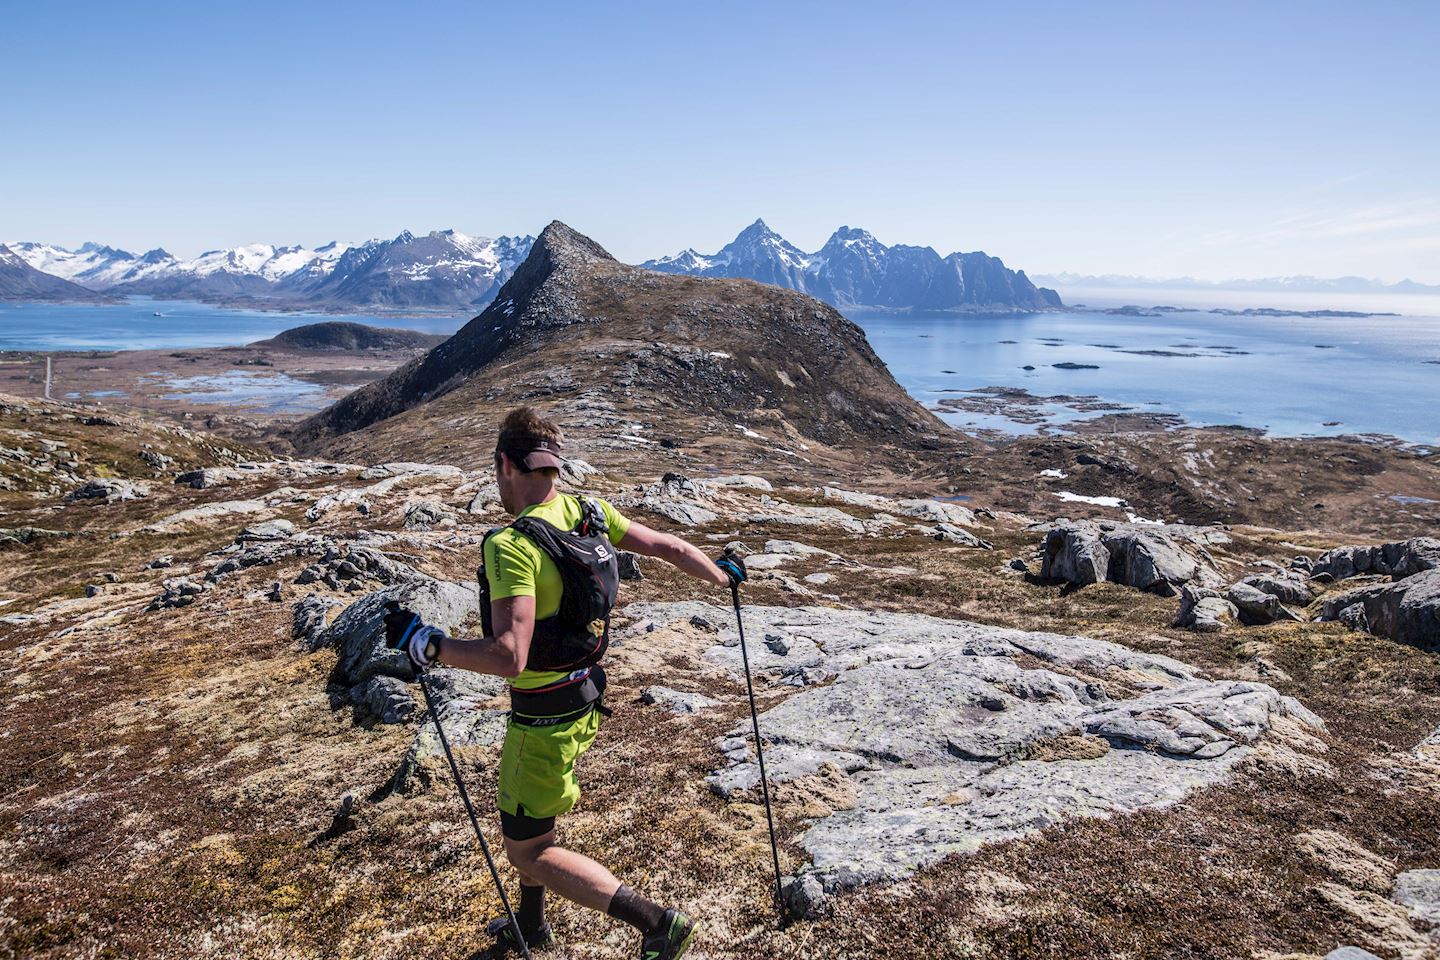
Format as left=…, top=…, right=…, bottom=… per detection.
left=0, top=297, right=461, bottom=352
left=848, top=294, right=1440, bottom=446
left=2, top=294, right=1436, bottom=444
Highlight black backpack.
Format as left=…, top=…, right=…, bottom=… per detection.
left=478, top=497, right=620, bottom=673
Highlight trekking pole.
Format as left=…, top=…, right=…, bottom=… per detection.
left=729, top=582, right=785, bottom=920
left=416, top=670, right=531, bottom=960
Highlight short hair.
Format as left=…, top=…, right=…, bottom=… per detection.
left=496, top=406, right=563, bottom=477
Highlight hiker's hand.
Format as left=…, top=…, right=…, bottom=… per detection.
left=715, top=549, right=747, bottom=588
left=383, top=601, right=444, bottom=669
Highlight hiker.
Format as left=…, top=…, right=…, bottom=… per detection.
left=384, top=406, right=746, bottom=959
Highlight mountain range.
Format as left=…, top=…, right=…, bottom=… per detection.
left=4, top=221, right=1062, bottom=313
left=643, top=220, right=1063, bottom=312
left=3, top=231, right=534, bottom=310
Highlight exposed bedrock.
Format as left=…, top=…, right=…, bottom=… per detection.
left=619, top=602, right=1324, bottom=894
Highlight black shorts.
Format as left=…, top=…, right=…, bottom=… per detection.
left=500, top=809, right=556, bottom=842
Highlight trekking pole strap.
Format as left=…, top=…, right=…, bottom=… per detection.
left=418, top=671, right=532, bottom=960
left=731, top=584, right=785, bottom=919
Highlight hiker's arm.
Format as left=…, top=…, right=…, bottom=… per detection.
left=435, top=595, right=534, bottom=678
left=619, top=521, right=730, bottom=586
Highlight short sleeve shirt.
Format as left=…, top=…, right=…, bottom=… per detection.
left=484, top=493, right=630, bottom=690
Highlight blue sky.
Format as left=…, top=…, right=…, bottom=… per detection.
left=3, top=1, right=1437, bottom=282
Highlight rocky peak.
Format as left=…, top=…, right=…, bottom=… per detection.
left=531, top=220, right=616, bottom=265
left=292, top=221, right=948, bottom=460
left=393, top=229, right=416, bottom=244
left=825, top=225, right=880, bottom=246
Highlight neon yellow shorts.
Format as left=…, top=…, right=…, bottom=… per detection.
left=496, top=708, right=603, bottom=821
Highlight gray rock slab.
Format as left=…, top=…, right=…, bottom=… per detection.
left=622, top=601, right=1321, bottom=892
left=640, top=686, right=720, bottom=715
left=1393, top=869, right=1440, bottom=924
left=237, top=518, right=297, bottom=543
left=359, top=463, right=463, bottom=480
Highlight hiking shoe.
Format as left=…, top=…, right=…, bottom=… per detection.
left=639, top=908, right=697, bottom=960
left=486, top=915, right=555, bottom=952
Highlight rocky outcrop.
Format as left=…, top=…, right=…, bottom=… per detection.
left=67, top=477, right=149, bottom=502
left=1041, top=520, right=1219, bottom=597
left=1319, top=568, right=1440, bottom=649
left=146, top=577, right=208, bottom=612
left=616, top=473, right=719, bottom=526
left=1312, top=538, right=1440, bottom=582
left=621, top=601, right=1323, bottom=892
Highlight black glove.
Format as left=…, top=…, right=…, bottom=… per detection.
left=715, top=549, right=747, bottom=588
left=383, top=600, right=444, bottom=670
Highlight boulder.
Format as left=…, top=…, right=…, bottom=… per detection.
left=146, top=577, right=207, bottom=612
left=67, top=478, right=149, bottom=503
left=781, top=874, right=829, bottom=920
left=1041, top=521, right=1218, bottom=597
left=1312, top=537, right=1440, bottom=582
left=617, top=551, right=644, bottom=580
left=1239, top=574, right=1313, bottom=607
left=325, top=578, right=479, bottom=689
left=1324, top=949, right=1384, bottom=960
left=1318, top=568, right=1440, bottom=649
left=1226, top=582, right=1304, bottom=626
left=1105, top=529, right=1208, bottom=597
left=1040, top=522, right=1111, bottom=586
left=404, top=500, right=455, bottom=530
left=1173, top=586, right=1238, bottom=633
left=350, top=675, right=417, bottom=724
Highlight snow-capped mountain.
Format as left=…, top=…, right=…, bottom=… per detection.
left=5, top=231, right=535, bottom=308
left=644, top=219, right=1063, bottom=311
left=294, top=230, right=534, bottom=307
left=0, top=244, right=109, bottom=301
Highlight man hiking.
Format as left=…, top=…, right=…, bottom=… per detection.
left=383, top=406, right=747, bottom=958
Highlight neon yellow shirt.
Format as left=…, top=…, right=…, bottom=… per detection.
left=483, top=493, right=630, bottom=690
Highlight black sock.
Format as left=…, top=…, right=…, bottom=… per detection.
left=518, top=882, right=545, bottom=932
left=606, top=884, right=666, bottom=933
